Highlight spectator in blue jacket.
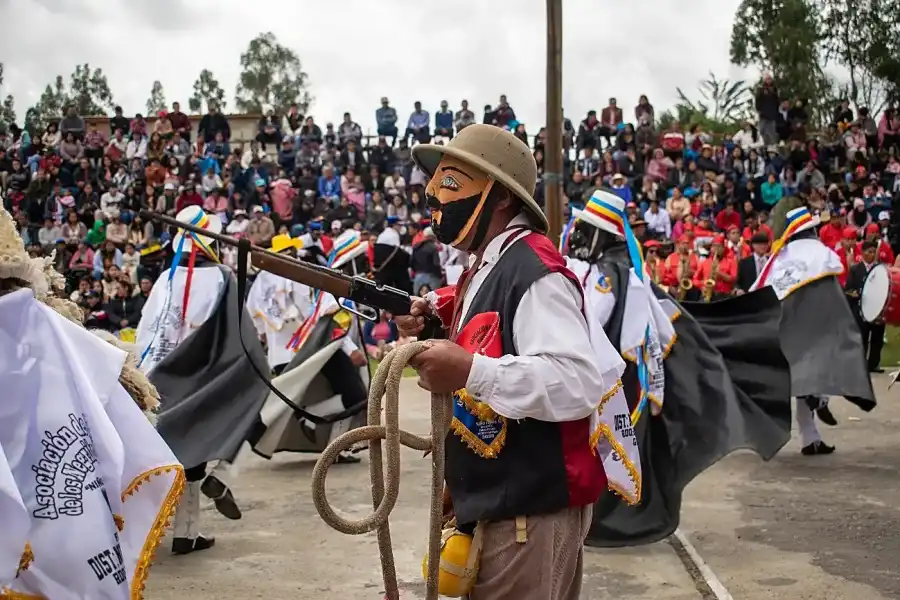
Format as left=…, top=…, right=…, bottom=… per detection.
left=375, top=97, right=399, bottom=147
left=405, top=102, right=430, bottom=145
left=435, top=100, right=454, bottom=139
left=317, top=164, right=341, bottom=206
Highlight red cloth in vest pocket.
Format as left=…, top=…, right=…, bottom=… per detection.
left=455, top=312, right=502, bottom=359
left=431, top=286, right=457, bottom=328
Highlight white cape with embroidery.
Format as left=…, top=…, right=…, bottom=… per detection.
left=749, top=237, right=844, bottom=299
left=246, top=270, right=311, bottom=369
left=569, top=257, right=673, bottom=506
left=0, top=289, right=183, bottom=600
left=134, top=266, right=226, bottom=374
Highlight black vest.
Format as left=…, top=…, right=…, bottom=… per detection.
left=446, top=235, right=601, bottom=525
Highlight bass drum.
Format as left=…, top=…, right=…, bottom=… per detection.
left=860, top=263, right=900, bottom=324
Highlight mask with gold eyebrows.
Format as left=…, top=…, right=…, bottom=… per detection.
left=425, top=155, right=496, bottom=249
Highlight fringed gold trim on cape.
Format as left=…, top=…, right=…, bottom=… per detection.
left=449, top=417, right=507, bottom=459
left=0, top=588, right=44, bottom=600
left=125, top=465, right=185, bottom=600
left=455, top=389, right=497, bottom=422
left=17, top=543, right=33, bottom=574
left=589, top=422, right=641, bottom=506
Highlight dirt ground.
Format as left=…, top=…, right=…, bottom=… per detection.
left=146, top=376, right=900, bottom=600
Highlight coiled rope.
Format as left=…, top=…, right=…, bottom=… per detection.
left=311, top=341, right=452, bottom=600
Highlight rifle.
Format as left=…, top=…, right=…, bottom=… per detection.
left=140, top=209, right=443, bottom=426
left=140, top=210, right=441, bottom=337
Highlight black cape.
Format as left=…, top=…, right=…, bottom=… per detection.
left=250, top=314, right=369, bottom=458
left=152, top=265, right=271, bottom=469
left=373, top=243, right=412, bottom=293
left=778, top=275, right=875, bottom=407
left=585, top=251, right=792, bottom=547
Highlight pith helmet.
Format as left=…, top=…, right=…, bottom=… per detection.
left=411, top=124, right=547, bottom=232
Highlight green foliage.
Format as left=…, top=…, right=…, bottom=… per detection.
left=26, top=75, right=67, bottom=131
left=730, top=0, right=825, bottom=103
left=234, top=32, right=312, bottom=115
left=67, top=63, right=115, bottom=116
left=189, top=69, right=227, bottom=114
left=676, top=72, right=753, bottom=123
left=146, top=80, right=167, bottom=114
left=0, top=63, right=15, bottom=131
left=815, top=0, right=900, bottom=111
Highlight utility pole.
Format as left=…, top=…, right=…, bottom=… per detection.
left=544, top=0, right=564, bottom=247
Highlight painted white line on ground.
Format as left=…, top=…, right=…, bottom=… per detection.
left=673, top=527, right=734, bottom=600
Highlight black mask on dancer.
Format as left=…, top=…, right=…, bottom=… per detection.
left=568, top=221, right=620, bottom=262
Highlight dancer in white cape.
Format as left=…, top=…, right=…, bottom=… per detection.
left=246, top=234, right=311, bottom=374
left=749, top=202, right=875, bottom=456
left=565, top=190, right=677, bottom=508
left=0, top=205, right=183, bottom=599
left=252, top=229, right=370, bottom=462
left=135, top=205, right=271, bottom=553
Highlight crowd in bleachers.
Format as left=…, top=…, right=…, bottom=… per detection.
left=1, top=81, right=899, bottom=335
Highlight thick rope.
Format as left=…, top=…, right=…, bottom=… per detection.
left=311, top=341, right=452, bottom=600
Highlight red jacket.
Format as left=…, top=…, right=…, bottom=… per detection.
left=693, top=255, right=738, bottom=294
left=835, top=243, right=862, bottom=287
left=715, top=210, right=742, bottom=234
left=661, top=252, right=699, bottom=288
left=743, top=224, right=773, bottom=242
left=818, top=222, right=843, bottom=250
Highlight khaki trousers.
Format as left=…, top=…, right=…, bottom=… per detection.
left=468, top=505, right=592, bottom=600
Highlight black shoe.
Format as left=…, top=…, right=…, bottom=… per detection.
left=816, top=405, right=838, bottom=426
left=200, top=476, right=242, bottom=520
left=802, top=395, right=822, bottom=412
left=801, top=441, right=836, bottom=456
left=172, top=535, right=216, bottom=555
left=335, top=452, right=361, bottom=464
left=870, top=367, right=885, bottom=374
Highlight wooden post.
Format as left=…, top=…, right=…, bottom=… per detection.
left=544, top=0, right=564, bottom=247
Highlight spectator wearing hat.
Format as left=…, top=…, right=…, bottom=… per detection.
left=643, top=239, right=664, bottom=282
left=727, top=225, right=751, bottom=260
left=608, top=173, right=632, bottom=204
left=693, top=233, right=738, bottom=299
left=224, top=209, right=249, bottom=240
left=661, top=234, right=700, bottom=296
left=863, top=222, right=894, bottom=264
left=247, top=205, right=275, bottom=247
left=836, top=225, right=862, bottom=288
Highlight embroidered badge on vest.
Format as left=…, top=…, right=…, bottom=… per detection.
left=595, top=272, right=612, bottom=294
left=450, top=312, right=507, bottom=459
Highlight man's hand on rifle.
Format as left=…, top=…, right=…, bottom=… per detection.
left=395, top=296, right=432, bottom=338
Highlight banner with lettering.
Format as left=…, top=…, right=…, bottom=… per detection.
left=0, top=444, right=28, bottom=583
left=0, top=289, right=182, bottom=599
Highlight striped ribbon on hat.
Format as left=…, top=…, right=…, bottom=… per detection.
left=584, top=193, right=654, bottom=425
left=137, top=210, right=219, bottom=367
left=756, top=207, right=812, bottom=288
left=558, top=215, right=577, bottom=254
left=286, top=235, right=361, bottom=352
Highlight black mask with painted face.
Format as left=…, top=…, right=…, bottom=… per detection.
left=427, top=191, right=494, bottom=249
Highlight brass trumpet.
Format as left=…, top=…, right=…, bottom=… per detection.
left=702, top=255, right=720, bottom=303
left=676, top=254, right=692, bottom=301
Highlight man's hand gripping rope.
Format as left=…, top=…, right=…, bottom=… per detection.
left=311, top=341, right=452, bottom=600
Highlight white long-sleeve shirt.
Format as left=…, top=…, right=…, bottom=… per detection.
left=643, top=207, right=671, bottom=238
left=450, top=214, right=606, bottom=423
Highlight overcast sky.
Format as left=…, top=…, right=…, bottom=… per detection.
left=0, top=0, right=750, bottom=131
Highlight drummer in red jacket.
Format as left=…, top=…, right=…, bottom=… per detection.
left=836, top=226, right=862, bottom=288
left=863, top=223, right=895, bottom=264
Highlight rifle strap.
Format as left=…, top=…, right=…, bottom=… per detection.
left=234, top=238, right=367, bottom=426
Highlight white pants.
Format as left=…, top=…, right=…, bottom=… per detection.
left=795, top=396, right=823, bottom=446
